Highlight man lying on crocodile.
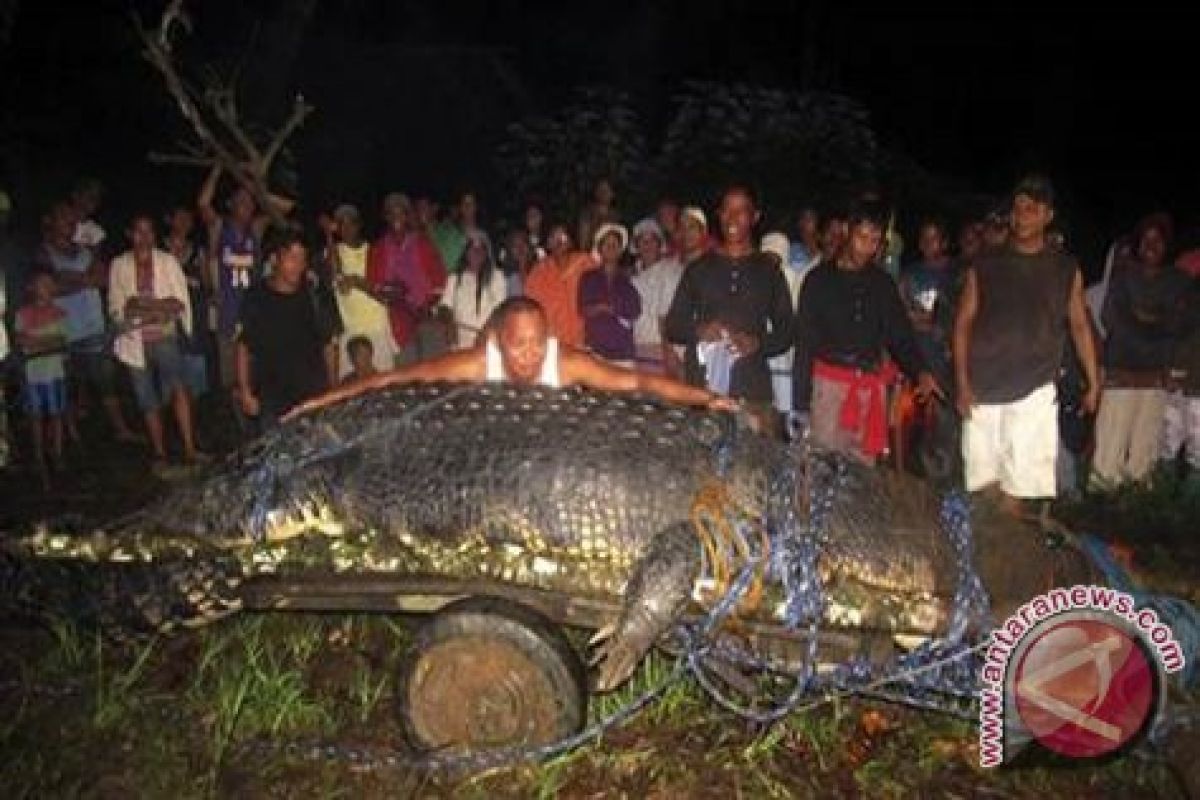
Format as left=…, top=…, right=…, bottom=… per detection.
left=288, top=296, right=739, bottom=418
left=3, top=295, right=1103, bottom=703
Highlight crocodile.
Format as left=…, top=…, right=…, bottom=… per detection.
left=0, top=381, right=1097, bottom=692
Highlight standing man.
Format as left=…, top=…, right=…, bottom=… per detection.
left=236, top=227, right=339, bottom=427
left=790, top=205, right=821, bottom=270
left=954, top=175, right=1100, bottom=514
left=664, top=185, right=794, bottom=430
left=197, top=165, right=294, bottom=420
left=109, top=214, right=202, bottom=471
left=792, top=202, right=941, bottom=462
left=900, top=216, right=957, bottom=385
left=1092, top=213, right=1188, bottom=486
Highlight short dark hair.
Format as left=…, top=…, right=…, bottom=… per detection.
left=346, top=335, right=374, bottom=357
left=486, top=296, right=546, bottom=334
left=720, top=183, right=760, bottom=209
left=1012, top=174, right=1055, bottom=208
left=71, top=177, right=103, bottom=197
left=1133, top=212, right=1174, bottom=253
left=847, top=198, right=888, bottom=230
left=917, top=215, right=948, bottom=237
left=128, top=210, right=157, bottom=229
left=495, top=295, right=544, bottom=320
left=263, top=223, right=307, bottom=258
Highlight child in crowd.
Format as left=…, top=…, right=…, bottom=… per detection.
left=342, top=335, right=378, bottom=385
left=16, top=271, right=69, bottom=489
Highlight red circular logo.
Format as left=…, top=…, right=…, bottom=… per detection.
left=1012, top=617, right=1157, bottom=759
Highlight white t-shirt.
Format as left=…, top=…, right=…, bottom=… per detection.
left=630, top=257, right=683, bottom=347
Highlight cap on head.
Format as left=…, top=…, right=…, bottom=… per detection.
left=1012, top=174, right=1056, bottom=209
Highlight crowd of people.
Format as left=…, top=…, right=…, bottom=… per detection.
left=0, top=171, right=1196, bottom=519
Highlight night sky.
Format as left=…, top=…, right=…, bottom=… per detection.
left=1, top=0, right=1195, bottom=262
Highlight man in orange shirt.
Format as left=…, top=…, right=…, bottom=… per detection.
left=522, top=223, right=595, bottom=348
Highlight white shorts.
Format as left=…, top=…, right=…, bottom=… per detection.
left=962, top=382, right=1059, bottom=498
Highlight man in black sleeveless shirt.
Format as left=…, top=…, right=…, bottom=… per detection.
left=953, top=176, right=1100, bottom=514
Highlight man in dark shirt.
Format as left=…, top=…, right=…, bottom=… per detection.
left=954, top=175, right=1099, bottom=513
left=664, top=185, right=794, bottom=430
left=236, top=227, right=338, bottom=427
left=793, top=201, right=940, bottom=462
left=1093, top=213, right=1190, bottom=485
left=900, top=217, right=957, bottom=383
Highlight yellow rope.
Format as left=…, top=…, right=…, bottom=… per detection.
left=689, top=481, right=771, bottom=619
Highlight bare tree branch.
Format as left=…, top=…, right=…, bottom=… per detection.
left=134, top=14, right=254, bottom=184
left=205, top=85, right=265, bottom=174
left=134, top=1, right=313, bottom=226
left=148, top=152, right=218, bottom=167
left=261, top=94, right=313, bottom=172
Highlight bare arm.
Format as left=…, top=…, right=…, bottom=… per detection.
left=235, top=339, right=259, bottom=415
left=323, top=340, right=338, bottom=391
left=199, top=165, right=223, bottom=295
left=561, top=348, right=734, bottom=411
left=1066, top=268, right=1101, bottom=413
left=265, top=191, right=295, bottom=217
left=952, top=267, right=979, bottom=417
left=282, top=347, right=485, bottom=419
left=198, top=164, right=221, bottom=229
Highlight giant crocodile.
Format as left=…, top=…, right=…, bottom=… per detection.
left=0, top=381, right=1097, bottom=693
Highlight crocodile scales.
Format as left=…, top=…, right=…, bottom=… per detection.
left=0, top=381, right=1096, bottom=691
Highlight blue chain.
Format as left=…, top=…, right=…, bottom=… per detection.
left=258, top=444, right=1003, bottom=773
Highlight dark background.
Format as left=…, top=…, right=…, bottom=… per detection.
left=1, top=0, right=1195, bottom=270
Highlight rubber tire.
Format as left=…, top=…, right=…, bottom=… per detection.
left=396, top=596, right=587, bottom=753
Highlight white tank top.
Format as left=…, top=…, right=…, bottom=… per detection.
left=485, top=335, right=561, bottom=388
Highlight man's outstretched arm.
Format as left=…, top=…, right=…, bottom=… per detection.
left=562, top=348, right=736, bottom=411
left=283, top=348, right=483, bottom=419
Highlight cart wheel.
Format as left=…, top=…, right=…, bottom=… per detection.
left=397, top=596, right=587, bottom=753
